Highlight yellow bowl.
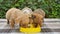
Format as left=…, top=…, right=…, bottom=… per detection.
left=20, top=24, right=41, bottom=33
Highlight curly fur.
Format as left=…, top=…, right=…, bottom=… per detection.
left=31, top=13, right=44, bottom=27
left=34, top=9, right=45, bottom=17
left=6, top=8, right=30, bottom=28
left=22, top=7, right=33, bottom=17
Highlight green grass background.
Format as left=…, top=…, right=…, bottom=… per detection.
left=0, top=0, right=60, bottom=18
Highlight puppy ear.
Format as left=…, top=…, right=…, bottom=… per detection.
left=32, top=15, right=36, bottom=19
left=29, top=15, right=35, bottom=19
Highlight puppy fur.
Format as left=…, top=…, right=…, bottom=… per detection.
left=22, top=7, right=33, bottom=17
left=34, top=9, right=45, bottom=17
left=6, top=8, right=30, bottom=28
left=31, top=9, right=45, bottom=27
left=31, top=13, right=44, bottom=27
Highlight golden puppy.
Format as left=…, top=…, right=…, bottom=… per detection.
left=31, top=13, right=44, bottom=27
left=31, top=9, right=45, bottom=27
left=6, top=8, right=30, bottom=28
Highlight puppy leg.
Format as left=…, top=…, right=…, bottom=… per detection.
left=10, top=19, right=15, bottom=29
left=7, top=19, right=9, bottom=24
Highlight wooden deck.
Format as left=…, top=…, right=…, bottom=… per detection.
left=0, top=19, right=60, bottom=34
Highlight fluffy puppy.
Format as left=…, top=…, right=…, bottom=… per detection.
left=34, top=9, right=45, bottom=17
left=31, top=13, right=44, bottom=27
left=6, top=8, right=29, bottom=28
left=31, top=9, right=45, bottom=27
left=22, top=7, right=33, bottom=17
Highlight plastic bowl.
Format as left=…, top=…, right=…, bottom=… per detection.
left=20, top=24, right=41, bottom=33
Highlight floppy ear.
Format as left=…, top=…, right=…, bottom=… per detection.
left=31, top=15, right=36, bottom=19
left=29, top=15, right=35, bottom=19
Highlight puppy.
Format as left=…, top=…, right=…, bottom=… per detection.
left=22, top=7, right=33, bottom=17
left=31, top=9, right=45, bottom=27
left=31, top=13, right=44, bottom=27
left=6, top=8, right=30, bottom=28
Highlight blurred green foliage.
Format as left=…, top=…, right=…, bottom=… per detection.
left=0, top=0, right=60, bottom=18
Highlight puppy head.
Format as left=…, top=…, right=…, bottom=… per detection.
left=32, top=13, right=44, bottom=19
left=32, top=13, right=44, bottom=27
left=34, top=9, right=45, bottom=17
left=22, top=7, right=33, bottom=17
